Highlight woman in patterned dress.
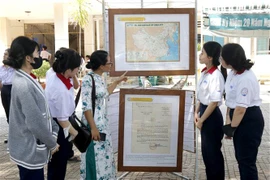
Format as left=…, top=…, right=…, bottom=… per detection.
left=80, top=50, right=127, bottom=180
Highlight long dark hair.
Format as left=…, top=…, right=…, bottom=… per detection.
left=52, top=48, right=81, bottom=73
left=221, top=43, right=253, bottom=72
left=203, top=41, right=227, bottom=81
left=86, top=50, right=108, bottom=71
left=4, top=36, right=38, bottom=69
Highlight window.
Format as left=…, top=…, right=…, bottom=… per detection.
left=257, top=38, right=270, bottom=55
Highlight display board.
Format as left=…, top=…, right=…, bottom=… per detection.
left=107, top=90, right=195, bottom=154
left=108, top=8, right=195, bottom=76
left=118, top=89, right=188, bottom=172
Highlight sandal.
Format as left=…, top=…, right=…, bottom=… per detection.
left=68, top=155, right=81, bottom=162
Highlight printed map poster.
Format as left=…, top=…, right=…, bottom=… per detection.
left=109, top=8, right=195, bottom=76
left=118, top=89, right=185, bottom=172
left=125, top=22, right=180, bottom=62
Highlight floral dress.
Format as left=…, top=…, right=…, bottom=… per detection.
left=80, top=72, right=116, bottom=180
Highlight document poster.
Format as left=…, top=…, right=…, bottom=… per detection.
left=123, top=94, right=180, bottom=167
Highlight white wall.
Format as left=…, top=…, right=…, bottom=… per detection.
left=0, top=18, right=9, bottom=56
left=240, top=38, right=252, bottom=59
left=0, top=18, right=24, bottom=62
left=9, top=20, right=24, bottom=43
left=253, top=55, right=270, bottom=78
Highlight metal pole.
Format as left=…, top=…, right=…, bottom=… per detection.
left=102, top=0, right=109, bottom=112
left=195, top=0, right=199, bottom=180
left=172, top=172, right=191, bottom=180
left=102, top=0, right=107, bottom=51
left=117, top=172, right=130, bottom=180
left=139, top=0, right=144, bottom=88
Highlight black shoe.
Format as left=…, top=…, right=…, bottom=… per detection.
left=68, top=155, right=81, bottom=162
left=4, top=139, right=8, bottom=144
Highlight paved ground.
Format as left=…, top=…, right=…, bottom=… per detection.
left=0, top=85, right=269, bottom=180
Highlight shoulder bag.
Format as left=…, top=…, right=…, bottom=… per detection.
left=69, top=74, right=96, bottom=153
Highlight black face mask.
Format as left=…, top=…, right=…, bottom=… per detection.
left=30, top=56, right=43, bottom=69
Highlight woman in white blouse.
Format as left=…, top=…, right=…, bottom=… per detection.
left=0, top=49, right=15, bottom=143
left=220, top=43, right=264, bottom=180
left=45, top=48, right=80, bottom=180
left=195, top=41, right=227, bottom=180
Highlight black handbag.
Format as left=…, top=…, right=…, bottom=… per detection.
left=69, top=74, right=96, bottom=153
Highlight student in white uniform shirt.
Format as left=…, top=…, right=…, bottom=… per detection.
left=45, top=47, right=79, bottom=89
left=220, top=43, right=264, bottom=180
left=45, top=48, right=81, bottom=180
left=195, top=41, right=227, bottom=180
left=45, top=47, right=80, bottom=161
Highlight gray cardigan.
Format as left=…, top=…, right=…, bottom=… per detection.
left=9, top=70, right=59, bottom=169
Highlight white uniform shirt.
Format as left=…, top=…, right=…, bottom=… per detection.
left=0, top=65, right=15, bottom=85
left=45, top=73, right=75, bottom=121
left=45, top=67, right=55, bottom=83
left=40, top=50, right=51, bottom=60
left=225, top=69, right=261, bottom=109
left=197, top=67, right=225, bottom=106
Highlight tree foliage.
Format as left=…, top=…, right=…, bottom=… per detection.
left=32, top=61, right=50, bottom=80
left=70, top=0, right=91, bottom=29
left=70, top=0, right=91, bottom=55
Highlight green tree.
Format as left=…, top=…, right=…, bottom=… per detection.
left=70, top=0, right=91, bottom=55
left=197, top=43, right=201, bottom=51
left=32, top=61, right=50, bottom=82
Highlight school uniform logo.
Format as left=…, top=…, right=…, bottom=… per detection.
left=241, top=88, right=248, bottom=96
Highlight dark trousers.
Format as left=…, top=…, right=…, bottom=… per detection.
left=68, top=141, right=74, bottom=159
left=200, top=104, right=225, bottom=180
left=18, top=165, right=44, bottom=180
left=47, top=119, right=69, bottom=180
left=230, top=107, right=264, bottom=180
left=1, top=85, right=12, bottom=123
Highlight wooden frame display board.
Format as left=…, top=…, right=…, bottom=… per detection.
left=109, top=8, right=195, bottom=76
left=118, top=89, right=186, bottom=172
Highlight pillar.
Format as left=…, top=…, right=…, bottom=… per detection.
left=0, top=18, right=9, bottom=54
left=84, top=15, right=95, bottom=56
left=54, top=3, right=69, bottom=51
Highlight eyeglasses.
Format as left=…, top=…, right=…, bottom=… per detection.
left=106, top=62, right=113, bottom=66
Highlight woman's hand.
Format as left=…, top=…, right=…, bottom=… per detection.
left=195, top=118, right=203, bottom=130
left=91, top=127, right=100, bottom=141
left=116, top=71, right=128, bottom=84
left=194, top=112, right=199, bottom=123
left=225, top=115, right=232, bottom=139
left=194, top=112, right=203, bottom=130
left=51, top=144, right=60, bottom=155
left=68, top=130, right=78, bottom=141
left=108, top=71, right=128, bottom=94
